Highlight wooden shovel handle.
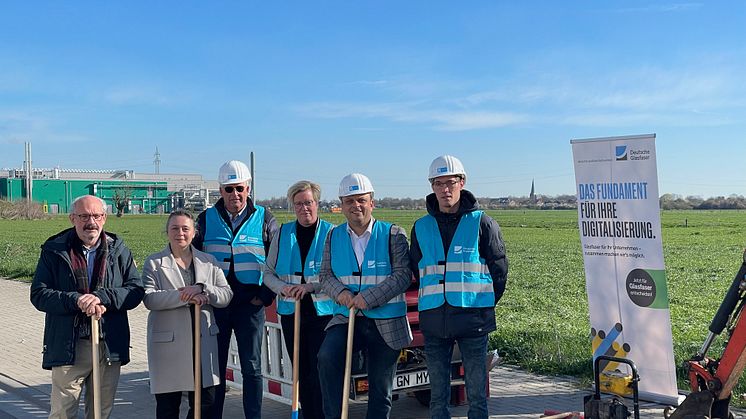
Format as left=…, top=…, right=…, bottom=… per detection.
left=194, top=304, right=202, bottom=419
left=341, top=307, right=356, bottom=419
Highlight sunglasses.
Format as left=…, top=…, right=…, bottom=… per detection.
left=223, top=185, right=246, bottom=193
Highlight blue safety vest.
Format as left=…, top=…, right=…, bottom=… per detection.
left=330, top=221, right=406, bottom=319
left=415, top=211, right=494, bottom=310
left=203, top=205, right=266, bottom=285
left=275, top=220, right=337, bottom=316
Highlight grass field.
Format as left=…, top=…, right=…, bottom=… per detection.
left=3, top=209, right=746, bottom=396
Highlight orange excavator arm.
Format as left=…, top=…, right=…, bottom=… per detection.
left=668, top=251, right=746, bottom=419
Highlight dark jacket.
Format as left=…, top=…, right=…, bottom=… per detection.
left=194, top=198, right=278, bottom=306
left=409, top=190, right=508, bottom=338
left=30, top=229, right=144, bottom=369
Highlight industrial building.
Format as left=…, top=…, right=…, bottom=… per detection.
left=0, top=166, right=220, bottom=214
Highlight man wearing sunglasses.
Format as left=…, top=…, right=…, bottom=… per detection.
left=409, top=155, right=508, bottom=419
left=31, top=195, right=144, bottom=418
left=194, top=160, right=278, bottom=418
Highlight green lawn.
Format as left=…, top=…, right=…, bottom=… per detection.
left=3, top=209, right=746, bottom=396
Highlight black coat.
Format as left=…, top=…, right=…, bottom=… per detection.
left=30, top=229, right=144, bottom=369
left=409, top=190, right=508, bottom=338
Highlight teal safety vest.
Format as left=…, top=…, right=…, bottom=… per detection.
left=415, top=211, right=494, bottom=310
left=203, top=205, right=266, bottom=285
left=330, top=221, right=406, bottom=319
left=275, top=220, right=337, bottom=316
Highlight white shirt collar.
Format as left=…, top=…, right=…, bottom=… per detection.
left=346, top=217, right=375, bottom=268
left=346, top=217, right=375, bottom=239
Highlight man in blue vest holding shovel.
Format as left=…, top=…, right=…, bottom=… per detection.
left=317, top=173, right=412, bottom=419
left=409, top=155, right=508, bottom=419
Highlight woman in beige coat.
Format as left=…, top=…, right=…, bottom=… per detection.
left=142, top=210, right=233, bottom=419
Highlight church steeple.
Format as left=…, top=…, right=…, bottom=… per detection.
left=530, top=179, right=536, bottom=203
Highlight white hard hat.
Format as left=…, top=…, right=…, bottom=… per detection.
left=218, top=160, right=252, bottom=185
left=428, top=155, right=466, bottom=181
left=338, top=173, right=374, bottom=197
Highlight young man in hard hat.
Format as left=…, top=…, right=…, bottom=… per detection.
left=409, top=155, right=508, bottom=419
left=193, top=160, right=278, bottom=418
left=317, top=173, right=412, bottom=419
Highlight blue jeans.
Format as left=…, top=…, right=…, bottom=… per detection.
left=425, top=334, right=488, bottom=419
left=317, top=318, right=400, bottom=419
left=211, top=301, right=265, bottom=419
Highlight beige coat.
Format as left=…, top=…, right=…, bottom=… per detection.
left=142, top=245, right=233, bottom=394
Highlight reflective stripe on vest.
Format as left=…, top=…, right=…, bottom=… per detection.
left=276, top=220, right=337, bottom=316
left=415, top=211, right=494, bottom=310
left=330, top=221, right=406, bottom=319
left=203, top=205, right=266, bottom=285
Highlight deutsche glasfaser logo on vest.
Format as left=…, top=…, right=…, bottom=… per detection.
left=308, top=261, right=315, bottom=269
left=240, top=235, right=261, bottom=244
left=615, top=145, right=628, bottom=161
left=454, top=246, right=475, bottom=254
left=367, top=260, right=387, bottom=268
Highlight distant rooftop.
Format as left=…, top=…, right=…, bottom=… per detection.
left=1, top=166, right=219, bottom=191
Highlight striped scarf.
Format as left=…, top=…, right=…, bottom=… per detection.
left=69, top=232, right=109, bottom=338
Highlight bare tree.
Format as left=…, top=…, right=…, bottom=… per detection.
left=112, top=188, right=131, bottom=217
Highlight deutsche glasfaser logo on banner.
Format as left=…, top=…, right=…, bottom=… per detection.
left=615, top=144, right=652, bottom=161
left=616, top=145, right=628, bottom=161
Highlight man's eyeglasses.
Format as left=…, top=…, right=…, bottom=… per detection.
left=73, top=213, right=105, bottom=222
left=432, top=179, right=461, bottom=190
left=293, top=200, right=315, bottom=209
left=223, top=185, right=245, bottom=193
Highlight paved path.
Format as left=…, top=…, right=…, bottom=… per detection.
left=0, top=278, right=724, bottom=418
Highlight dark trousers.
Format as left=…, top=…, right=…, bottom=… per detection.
left=280, top=311, right=331, bottom=419
left=155, top=386, right=216, bottom=419
left=211, top=301, right=265, bottom=419
left=425, top=334, right=489, bottom=419
left=317, top=318, right=400, bottom=419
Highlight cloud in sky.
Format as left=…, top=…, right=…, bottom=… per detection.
left=298, top=58, right=744, bottom=131
left=612, top=3, right=703, bottom=13
left=296, top=100, right=529, bottom=131
left=0, top=110, right=89, bottom=146
left=101, top=84, right=179, bottom=106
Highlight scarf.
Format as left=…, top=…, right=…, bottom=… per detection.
left=69, top=231, right=109, bottom=338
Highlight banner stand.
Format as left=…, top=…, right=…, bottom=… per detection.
left=571, top=134, right=683, bottom=405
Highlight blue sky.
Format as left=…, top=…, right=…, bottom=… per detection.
left=1, top=2, right=744, bottom=200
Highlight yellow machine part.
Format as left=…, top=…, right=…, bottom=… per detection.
left=598, top=370, right=633, bottom=397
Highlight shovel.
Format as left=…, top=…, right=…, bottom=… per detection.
left=91, top=316, right=102, bottom=419
left=341, top=306, right=356, bottom=419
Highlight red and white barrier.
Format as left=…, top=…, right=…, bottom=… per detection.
left=226, top=301, right=293, bottom=404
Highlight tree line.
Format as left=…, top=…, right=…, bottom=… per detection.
left=658, top=194, right=746, bottom=210
left=257, top=194, right=746, bottom=211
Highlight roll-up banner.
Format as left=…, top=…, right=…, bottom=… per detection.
left=571, top=134, right=682, bottom=405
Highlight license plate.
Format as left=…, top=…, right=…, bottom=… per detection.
left=393, top=369, right=429, bottom=390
